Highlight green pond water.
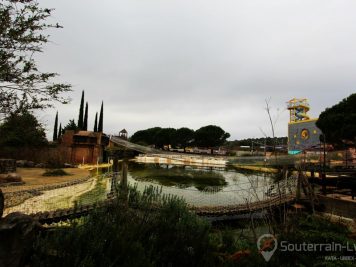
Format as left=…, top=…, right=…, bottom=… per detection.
left=93, top=162, right=278, bottom=207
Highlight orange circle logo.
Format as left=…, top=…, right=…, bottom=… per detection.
left=301, top=129, right=309, bottom=140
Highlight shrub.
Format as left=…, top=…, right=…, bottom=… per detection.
left=42, top=169, right=69, bottom=177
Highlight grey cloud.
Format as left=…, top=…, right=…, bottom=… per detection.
left=37, top=0, right=356, bottom=140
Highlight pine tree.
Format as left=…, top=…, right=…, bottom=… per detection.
left=63, top=119, right=78, bottom=131
left=53, top=111, right=58, bottom=141
left=83, top=102, right=88, bottom=131
left=78, top=90, right=84, bottom=129
left=94, top=112, right=98, bottom=132
left=98, top=101, right=104, bottom=132
left=58, top=123, right=62, bottom=138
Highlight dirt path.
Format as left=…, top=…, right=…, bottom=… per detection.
left=3, top=177, right=97, bottom=215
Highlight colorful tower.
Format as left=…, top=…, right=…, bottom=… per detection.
left=287, top=98, right=322, bottom=154
left=287, top=98, right=310, bottom=123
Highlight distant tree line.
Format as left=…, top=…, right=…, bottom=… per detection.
left=130, top=125, right=230, bottom=150
left=53, top=90, right=104, bottom=141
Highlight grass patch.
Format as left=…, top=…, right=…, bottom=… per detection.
left=42, top=169, right=70, bottom=177
left=75, top=176, right=107, bottom=206
left=129, top=163, right=228, bottom=190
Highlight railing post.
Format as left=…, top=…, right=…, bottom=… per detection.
left=121, top=159, right=128, bottom=191
left=321, top=173, right=326, bottom=196
left=119, top=158, right=129, bottom=205
left=296, top=171, right=301, bottom=201
left=111, top=155, right=119, bottom=195
left=0, top=189, right=3, bottom=219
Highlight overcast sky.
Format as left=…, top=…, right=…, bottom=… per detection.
left=37, top=0, right=356, bottom=140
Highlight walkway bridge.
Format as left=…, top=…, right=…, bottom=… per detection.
left=109, top=136, right=314, bottom=168
left=110, top=136, right=169, bottom=154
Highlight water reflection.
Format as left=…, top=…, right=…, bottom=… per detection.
left=126, top=162, right=274, bottom=207
left=129, top=162, right=227, bottom=191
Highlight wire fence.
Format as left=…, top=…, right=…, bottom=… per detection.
left=229, top=150, right=356, bottom=169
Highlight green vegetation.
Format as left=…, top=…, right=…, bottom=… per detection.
left=75, top=175, right=107, bottom=206
left=130, top=127, right=163, bottom=145
left=33, top=186, right=215, bottom=267
left=53, top=112, right=58, bottom=141
left=32, top=186, right=356, bottom=267
left=42, top=169, right=70, bottom=177
left=62, top=119, right=79, bottom=132
left=98, top=101, right=104, bottom=132
left=176, top=127, right=195, bottom=151
left=271, top=215, right=356, bottom=267
left=317, top=93, right=356, bottom=147
left=0, top=0, right=71, bottom=115
left=0, top=111, right=47, bottom=147
left=93, top=112, right=98, bottom=132
left=56, top=103, right=104, bottom=139
left=58, top=123, right=62, bottom=139
left=153, top=127, right=177, bottom=149
left=83, top=102, right=88, bottom=131
left=130, top=125, right=230, bottom=150
left=78, top=91, right=85, bottom=130
left=194, top=125, right=230, bottom=148
left=63, top=91, right=101, bottom=133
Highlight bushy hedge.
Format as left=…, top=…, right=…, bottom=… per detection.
left=32, top=186, right=216, bottom=267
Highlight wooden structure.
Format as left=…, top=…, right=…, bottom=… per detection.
left=58, top=130, right=109, bottom=164
left=119, top=129, right=128, bottom=140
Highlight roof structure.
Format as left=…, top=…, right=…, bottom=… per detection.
left=74, top=131, right=98, bottom=137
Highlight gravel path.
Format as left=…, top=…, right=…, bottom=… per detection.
left=3, top=177, right=97, bottom=215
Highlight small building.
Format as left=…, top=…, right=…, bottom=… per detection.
left=59, top=130, right=109, bottom=164
left=118, top=129, right=128, bottom=140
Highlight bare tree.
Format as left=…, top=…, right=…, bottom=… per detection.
left=262, top=98, right=286, bottom=223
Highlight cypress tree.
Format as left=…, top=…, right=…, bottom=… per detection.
left=53, top=111, right=58, bottom=141
left=83, top=102, right=88, bottom=131
left=98, top=101, right=104, bottom=132
left=78, top=90, right=84, bottom=129
left=94, top=112, right=98, bottom=132
left=58, top=123, right=62, bottom=138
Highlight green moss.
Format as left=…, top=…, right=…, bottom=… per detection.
left=75, top=176, right=107, bottom=206
left=42, top=169, right=70, bottom=177
left=129, top=165, right=228, bottom=190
